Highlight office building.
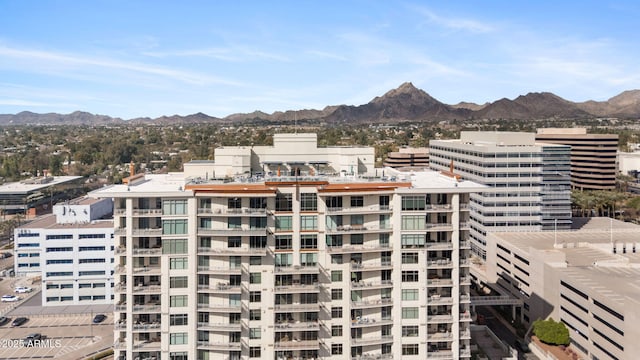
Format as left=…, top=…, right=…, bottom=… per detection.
left=383, top=148, right=429, bottom=170
left=484, top=217, right=640, bottom=360
left=14, top=196, right=115, bottom=305
left=429, top=132, right=572, bottom=259
left=91, top=135, right=483, bottom=360
left=536, top=128, right=618, bottom=190
left=0, top=175, right=84, bottom=216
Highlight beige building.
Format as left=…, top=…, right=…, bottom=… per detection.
left=383, top=147, right=429, bottom=170
left=92, top=149, right=484, bottom=360
left=536, top=128, right=618, bottom=190
left=484, top=218, right=640, bottom=360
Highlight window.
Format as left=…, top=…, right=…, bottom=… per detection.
left=350, top=196, right=364, bottom=207
left=402, top=325, right=419, bottom=337
left=402, top=344, right=419, bottom=355
left=402, top=307, right=419, bottom=319
left=170, top=295, right=188, bottom=307
left=46, top=271, right=72, bottom=277
left=163, top=199, right=187, bottom=215
left=331, top=307, right=343, bottom=318
left=331, top=288, right=343, bottom=300
left=46, top=259, right=73, bottom=264
left=379, top=214, right=390, bottom=229
left=331, top=270, right=343, bottom=282
left=228, top=197, right=242, bottom=209
left=350, top=234, right=363, bottom=245
left=228, top=217, right=242, bottom=229
left=170, top=332, right=188, bottom=345
left=300, top=215, right=318, bottom=231
left=402, top=215, right=426, bottom=230
left=332, top=344, right=343, bottom=355
left=250, top=256, right=262, bottom=265
left=163, top=219, right=187, bottom=235
left=326, top=196, right=342, bottom=209
left=275, top=253, right=292, bottom=267
left=250, top=273, right=261, bottom=284
left=402, top=195, right=425, bottom=210
left=170, top=276, right=188, bottom=288
left=250, top=347, right=261, bottom=358
left=332, top=325, right=343, bottom=336
left=163, top=239, right=188, bottom=254
left=402, top=289, right=419, bottom=301
left=170, top=314, right=188, bottom=326
left=275, top=235, right=292, bottom=249
left=46, top=234, right=73, bottom=240
left=249, top=327, right=261, bottom=339
left=170, top=257, right=188, bottom=269
left=326, top=234, right=343, bottom=247
left=331, top=254, right=343, bottom=264
left=249, top=309, right=261, bottom=321
left=275, top=193, right=292, bottom=211
left=249, top=217, right=266, bottom=229
left=401, top=234, right=426, bottom=248
left=228, top=236, right=241, bottom=248
left=79, top=246, right=106, bottom=251
left=300, top=193, right=318, bottom=211
left=250, top=236, right=266, bottom=248
left=170, top=352, right=188, bottom=360
left=300, top=234, right=317, bottom=249
left=249, top=197, right=266, bottom=209
left=275, top=216, right=293, bottom=231
left=300, top=253, right=317, bottom=267
left=47, top=247, right=72, bottom=252
left=250, top=291, right=261, bottom=302
left=79, top=271, right=104, bottom=276
left=402, top=252, right=419, bottom=264
left=379, top=195, right=390, bottom=209
left=78, top=258, right=105, bottom=264
left=60, top=283, right=73, bottom=289
left=402, top=271, right=419, bottom=282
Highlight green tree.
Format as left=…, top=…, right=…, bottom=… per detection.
left=533, top=318, right=570, bottom=346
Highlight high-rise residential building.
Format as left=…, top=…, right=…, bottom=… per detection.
left=91, top=134, right=483, bottom=360
left=484, top=217, right=640, bottom=360
left=13, top=196, right=115, bottom=305
left=429, top=131, right=572, bottom=259
left=536, top=128, right=618, bottom=190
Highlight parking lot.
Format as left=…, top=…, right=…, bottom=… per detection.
left=0, top=313, right=113, bottom=359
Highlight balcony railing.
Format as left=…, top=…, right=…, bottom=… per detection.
left=274, top=339, right=319, bottom=350
left=427, top=314, right=453, bottom=323
left=351, top=335, right=393, bottom=346
left=197, top=341, right=241, bottom=351
left=350, top=317, right=393, bottom=328
left=327, top=243, right=391, bottom=253
left=132, top=304, right=161, bottom=313
left=197, top=304, right=242, bottom=312
left=133, top=266, right=161, bottom=274
left=132, top=322, right=161, bottom=331
left=197, top=247, right=267, bottom=256
left=132, top=284, right=162, bottom=294
left=326, top=205, right=392, bottom=214
left=198, top=227, right=267, bottom=236
left=426, top=242, right=454, bottom=250
left=197, top=322, right=242, bottom=331
left=428, top=295, right=453, bottom=305
left=325, top=225, right=392, bottom=234
left=132, top=247, right=162, bottom=255
left=274, top=284, right=320, bottom=293
left=427, top=259, right=452, bottom=268
left=275, top=265, right=320, bottom=274
left=274, top=321, right=320, bottom=331
left=274, top=303, right=320, bottom=312
left=351, top=280, right=393, bottom=289
left=132, top=228, right=162, bottom=236
left=197, top=265, right=242, bottom=274
left=132, top=209, right=162, bottom=216
left=350, top=262, right=393, bottom=271
left=427, top=278, right=453, bottom=287
left=351, top=298, right=393, bottom=309
left=198, top=284, right=242, bottom=293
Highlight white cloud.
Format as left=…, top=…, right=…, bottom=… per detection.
left=412, top=6, right=494, bottom=33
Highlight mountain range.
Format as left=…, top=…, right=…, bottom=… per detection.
left=1, top=82, right=639, bottom=125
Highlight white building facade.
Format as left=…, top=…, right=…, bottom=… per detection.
left=14, top=197, right=115, bottom=306
left=92, top=161, right=483, bottom=360
left=429, top=131, right=571, bottom=259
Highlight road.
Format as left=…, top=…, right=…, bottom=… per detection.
left=476, top=305, right=538, bottom=360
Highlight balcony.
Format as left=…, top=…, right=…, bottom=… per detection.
left=351, top=280, right=393, bottom=289
left=350, top=317, right=393, bottom=328
left=197, top=265, right=242, bottom=275
left=351, top=298, right=393, bottom=309
left=350, top=262, right=393, bottom=271
left=114, top=208, right=126, bottom=216
left=132, top=247, right=162, bottom=255
left=198, top=246, right=267, bottom=256
left=460, top=276, right=471, bottom=285
left=351, top=354, right=393, bottom=360
left=459, top=241, right=471, bottom=249
left=274, top=339, right=319, bottom=350
left=133, top=266, right=161, bottom=275
left=132, top=284, right=162, bottom=294
left=425, top=223, right=453, bottom=231
left=426, top=350, right=454, bottom=359
left=209, top=207, right=269, bottom=216
left=427, top=278, right=453, bottom=287
left=132, top=208, right=162, bottom=216
left=275, top=265, right=319, bottom=274
left=198, top=283, right=242, bottom=294
left=274, top=321, right=320, bottom=331
left=459, top=329, right=471, bottom=339
left=426, top=242, right=453, bottom=251
left=198, top=226, right=267, bottom=236
left=197, top=341, right=241, bottom=351
left=133, top=340, right=161, bottom=350
left=326, top=205, right=392, bottom=214
left=325, top=225, right=392, bottom=235
left=273, top=303, right=320, bottom=312
left=197, top=322, right=242, bottom=332
left=197, top=303, right=242, bottom=313
left=114, top=228, right=126, bottom=235
left=132, top=228, right=162, bottom=236
left=115, top=246, right=126, bottom=255
left=114, top=340, right=127, bottom=350
left=114, top=283, right=127, bottom=293
left=114, top=265, right=126, bottom=274
left=428, top=295, right=453, bottom=305
left=460, top=294, right=471, bottom=303
left=427, top=332, right=453, bottom=341
left=274, top=284, right=320, bottom=293
left=427, top=314, right=453, bottom=323
left=351, top=335, right=393, bottom=346
left=460, top=312, right=472, bottom=321
left=132, top=322, right=161, bottom=332
left=132, top=304, right=161, bottom=313
left=327, top=243, right=391, bottom=253
left=427, top=259, right=453, bottom=268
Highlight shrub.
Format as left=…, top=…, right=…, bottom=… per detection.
left=533, top=318, right=570, bottom=346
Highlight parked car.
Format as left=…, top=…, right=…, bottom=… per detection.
left=92, top=314, right=107, bottom=324
left=14, top=286, right=32, bottom=293
left=24, top=333, right=42, bottom=346
left=11, top=317, right=28, bottom=327
left=0, top=316, right=9, bottom=326
left=1, top=295, right=20, bottom=302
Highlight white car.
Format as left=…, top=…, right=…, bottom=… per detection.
left=14, top=286, right=32, bottom=294
left=1, top=295, right=20, bottom=302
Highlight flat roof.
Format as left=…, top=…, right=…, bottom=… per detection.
left=18, top=214, right=113, bottom=230
left=0, top=176, right=83, bottom=195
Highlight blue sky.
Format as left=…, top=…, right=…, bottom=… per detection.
left=0, top=1, right=638, bottom=119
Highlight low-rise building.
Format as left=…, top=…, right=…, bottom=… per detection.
left=14, top=196, right=115, bottom=306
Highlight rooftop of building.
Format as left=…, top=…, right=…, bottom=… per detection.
left=490, top=217, right=640, bottom=307
left=432, top=131, right=569, bottom=149
left=17, top=213, right=113, bottom=230
left=91, top=168, right=486, bottom=197
left=0, top=176, right=83, bottom=194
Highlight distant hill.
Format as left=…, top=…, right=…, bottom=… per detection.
left=1, top=83, right=639, bottom=125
